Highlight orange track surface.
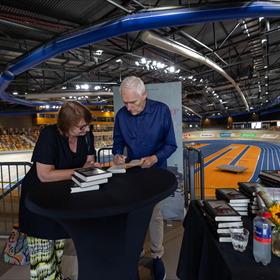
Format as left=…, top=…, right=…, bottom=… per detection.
left=203, top=144, right=261, bottom=196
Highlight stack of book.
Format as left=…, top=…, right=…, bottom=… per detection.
left=238, top=182, right=261, bottom=215
left=258, top=170, right=280, bottom=188
left=70, top=167, right=112, bottom=193
left=197, top=200, right=243, bottom=242
left=215, top=188, right=250, bottom=216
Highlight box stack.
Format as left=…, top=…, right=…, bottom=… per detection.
left=258, top=170, right=280, bottom=188
left=70, top=167, right=112, bottom=193
left=238, top=182, right=261, bottom=215
left=196, top=200, right=243, bottom=242
left=215, top=188, right=250, bottom=216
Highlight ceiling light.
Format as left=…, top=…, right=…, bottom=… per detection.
left=25, top=92, right=27, bottom=95
left=116, top=59, right=122, bottom=62
left=62, top=86, right=66, bottom=89
left=135, top=61, right=140, bottom=66
left=169, top=66, right=175, bottom=73
left=85, top=96, right=88, bottom=98
left=95, top=86, right=101, bottom=90
left=69, top=96, right=72, bottom=99
left=95, top=50, right=103, bottom=55
left=76, top=85, right=80, bottom=90
left=261, top=39, right=267, bottom=44
left=188, top=76, right=193, bottom=79
left=46, top=105, right=50, bottom=109
left=266, top=100, right=268, bottom=102
left=141, top=58, right=146, bottom=64
left=152, top=61, right=157, bottom=66
left=259, top=17, right=264, bottom=22
left=225, top=107, right=228, bottom=109
left=61, top=97, right=65, bottom=99
left=13, top=92, right=18, bottom=95
left=266, top=92, right=268, bottom=94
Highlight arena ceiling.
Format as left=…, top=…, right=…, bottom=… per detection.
left=0, top=0, right=280, bottom=119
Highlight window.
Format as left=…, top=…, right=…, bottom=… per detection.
left=39, top=114, right=45, bottom=118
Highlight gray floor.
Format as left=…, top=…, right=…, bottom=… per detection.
left=0, top=221, right=184, bottom=280
left=0, top=152, right=185, bottom=280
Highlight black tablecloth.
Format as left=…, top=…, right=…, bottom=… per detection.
left=26, top=166, right=176, bottom=219
left=177, top=201, right=280, bottom=280
left=26, top=167, right=177, bottom=280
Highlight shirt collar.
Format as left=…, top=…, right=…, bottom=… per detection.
left=139, top=98, right=151, bottom=115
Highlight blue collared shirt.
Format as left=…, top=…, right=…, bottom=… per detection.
left=113, top=98, right=177, bottom=169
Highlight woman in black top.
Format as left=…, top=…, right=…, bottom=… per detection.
left=19, top=101, right=100, bottom=280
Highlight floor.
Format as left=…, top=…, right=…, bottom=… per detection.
left=0, top=221, right=184, bottom=280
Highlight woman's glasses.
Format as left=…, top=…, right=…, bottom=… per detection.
left=75, top=123, right=90, bottom=131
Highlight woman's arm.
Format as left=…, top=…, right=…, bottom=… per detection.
left=36, top=162, right=77, bottom=182
left=83, top=155, right=101, bottom=168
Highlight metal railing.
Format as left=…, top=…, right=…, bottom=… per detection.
left=184, top=147, right=205, bottom=207
left=0, top=162, right=32, bottom=238
left=97, top=147, right=114, bottom=167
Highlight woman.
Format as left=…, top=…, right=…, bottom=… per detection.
left=19, top=101, right=100, bottom=280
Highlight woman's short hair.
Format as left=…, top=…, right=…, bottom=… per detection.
left=119, top=76, right=145, bottom=97
left=57, top=101, right=92, bottom=137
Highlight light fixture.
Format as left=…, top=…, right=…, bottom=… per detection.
left=141, top=57, right=146, bottom=64
left=152, top=61, right=157, bottom=66
left=95, top=50, right=103, bottom=55
left=135, top=61, right=140, bottom=66
left=62, top=86, right=67, bottom=89
left=46, top=105, right=50, bottom=109
left=262, top=39, right=267, bottom=44
left=76, top=85, right=80, bottom=90
left=116, top=59, right=122, bottom=63
left=13, top=92, right=18, bottom=95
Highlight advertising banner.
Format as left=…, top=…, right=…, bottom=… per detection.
left=114, top=82, right=183, bottom=220
left=220, top=133, right=231, bottom=137
left=261, top=134, right=279, bottom=139
left=241, top=133, right=257, bottom=137
left=200, top=133, right=214, bottom=137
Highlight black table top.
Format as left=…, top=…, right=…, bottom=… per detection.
left=26, top=166, right=177, bottom=220
left=177, top=200, right=280, bottom=280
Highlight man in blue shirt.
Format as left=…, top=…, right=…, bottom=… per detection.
left=113, top=76, right=177, bottom=280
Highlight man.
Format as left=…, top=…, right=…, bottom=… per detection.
left=112, top=76, right=177, bottom=280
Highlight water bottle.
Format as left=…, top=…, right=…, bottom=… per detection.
left=253, top=211, right=272, bottom=266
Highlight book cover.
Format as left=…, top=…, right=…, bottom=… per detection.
left=216, top=188, right=250, bottom=203
left=70, top=182, right=99, bottom=193
left=74, top=167, right=112, bottom=182
left=203, top=200, right=242, bottom=221
left=72, top=175, right=108, bottom=187
left=107, top=159, right=143, bottom=173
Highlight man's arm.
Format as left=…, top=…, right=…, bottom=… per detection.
left=153, top=107, right=177, bottom=162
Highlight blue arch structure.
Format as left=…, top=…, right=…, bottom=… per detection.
left=0, top=2, right=280, bottom=109
left=184, top=139, right=280, bottom=182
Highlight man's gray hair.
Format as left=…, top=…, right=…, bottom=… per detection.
left=119, top=76, right=145, bottom=97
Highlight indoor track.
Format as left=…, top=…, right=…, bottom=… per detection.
left=183, top=140, right=280, bottom=195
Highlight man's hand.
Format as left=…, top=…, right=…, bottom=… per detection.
left=113, top=154, right=127, bottom=165
left=140, top=155, right=158, bottom=169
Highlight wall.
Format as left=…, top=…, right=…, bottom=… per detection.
left=0, top=114, right=36, bottom=131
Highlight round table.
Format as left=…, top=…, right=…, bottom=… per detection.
left=26, top=166, right=177, bottom=280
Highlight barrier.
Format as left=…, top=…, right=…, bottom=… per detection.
left=0, top=162, right=32, bottom=238
left=184, top=147, right=205, bottom=207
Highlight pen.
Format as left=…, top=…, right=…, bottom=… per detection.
left=117, top=151, right=123, bottom=158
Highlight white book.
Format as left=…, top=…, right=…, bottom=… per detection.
left=70, top=183, right=99, bottom=193
left=72, top=175, right=108, bottom=188
left=217, top=221, right=243, bottom=228
left=107, top=159, right=143, bottom=173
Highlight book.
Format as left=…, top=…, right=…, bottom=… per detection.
left=72, top=175, right=108, bottom=187
left=70, top=182, right=99, bottom=193
left=230, top=206, right=248, bottom=211
left=238, top=182, right=258, bottom=196
left=260, top=170, right=280, bottom=181
left=203, top=200, right=242, bottom=221
left=258, top=175, right=280, bottom=188
left=249, top=203, right=260, bottom=210
left=216, top=188, right=250, bottom=203
left=216, top=194, right=248, bottom=206
left=205, top=216, right=232, bottom=242
left=74, top=167, right=112, bottom=182
left=107, top=159, right=143, bottom=173
left=217, top=221, right=243, bottom=228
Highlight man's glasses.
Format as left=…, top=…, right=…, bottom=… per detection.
left=75, top=123, right=91, bottom=131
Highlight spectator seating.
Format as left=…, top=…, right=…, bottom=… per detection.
left=0, top=134, right=34, bottom=151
